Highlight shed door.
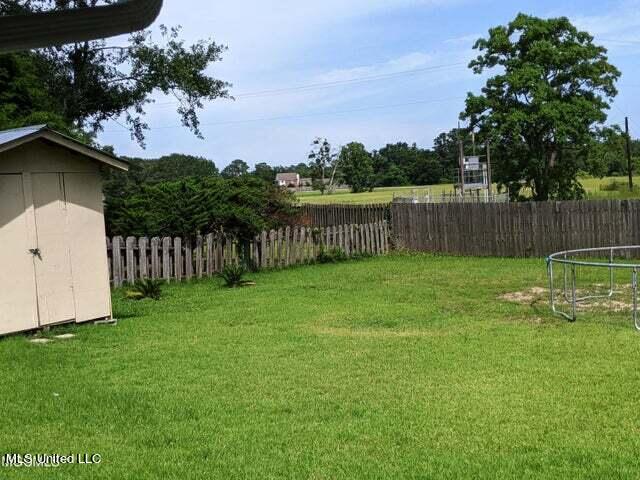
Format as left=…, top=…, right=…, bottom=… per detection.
left=0, top=175, right=39, bottom=335
left=32, top=173, right=76, bottom=326
left=64, top=173, right=112, bottom=322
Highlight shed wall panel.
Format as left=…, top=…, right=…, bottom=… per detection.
left=64, top=173, right=112, bottom=322
left=31, top=173, right=76, bottom=326
left=0, top=174, right=39, bottom=335
left=0, top=140, right=100, bottom=174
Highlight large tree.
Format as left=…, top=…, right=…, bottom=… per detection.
left=339, top=142, right=374, bottom=193
left=308, top=137, right=339, bottom=194
left=0, top=1, right=230, bottom=146
left=462, top=14, right=620, bottom=200
left=253, top=162, right=276, bottom=183
left=221, top=159, right=250, bottom=178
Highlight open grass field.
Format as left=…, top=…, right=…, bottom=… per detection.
left=2, top=254, right=640, bottom=478
left=297, top=176, right=640, bottom=204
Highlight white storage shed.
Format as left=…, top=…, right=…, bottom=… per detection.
left=0, top=125, right=128, bottom=336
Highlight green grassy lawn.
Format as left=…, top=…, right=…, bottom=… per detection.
left=297, top=176, right=640, bottom=204
left=297, top=184, right=454, bottom=204
left=2, top=254, right=640, bottom=479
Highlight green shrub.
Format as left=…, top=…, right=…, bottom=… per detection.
left=317, top=247, right=348, bottom=264
left=125, top=278, right=163, bottom=301
left=219, top=264, right=255, bottom=288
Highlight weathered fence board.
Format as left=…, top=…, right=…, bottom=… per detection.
left=107, top=221, right=390, bottom=286
left=299, top=203, right=389, bottom=226
left=392, top=200, right=640, bottom=258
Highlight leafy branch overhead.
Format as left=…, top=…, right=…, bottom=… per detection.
left=0, top=1, right=231, bottom=146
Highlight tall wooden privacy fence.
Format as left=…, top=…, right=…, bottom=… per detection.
left=392, top=200, right=640, bottom=258
left=108, top=221, right=390, bottom=287
left=299, top=203, right=389, bottom=227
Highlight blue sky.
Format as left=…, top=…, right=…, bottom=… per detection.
left=99, top=0, right=640, bottom=169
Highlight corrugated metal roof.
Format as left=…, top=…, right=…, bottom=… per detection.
left=0, top=125, right=46, bottom=147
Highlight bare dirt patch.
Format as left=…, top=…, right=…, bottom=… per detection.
left=500, top=287, right=547, bottom=304
left=499, top=287, right=633, bottom=312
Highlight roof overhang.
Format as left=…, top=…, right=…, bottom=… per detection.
left=0, top=126, right=129, bottom=171
left=0, top=0, right=163, bottom=53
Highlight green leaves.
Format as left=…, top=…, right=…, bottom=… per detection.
left=0, top=1, right=230, bottom=146
left=105, top=175, right=297, bottom=241
left=339, top=142, right=374, bottom=193
left=463, top=14, right=621, bottom=200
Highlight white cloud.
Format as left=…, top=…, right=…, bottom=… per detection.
left=99, top=0, right=481, bottom=165
left=572, top=0, right=640, bottom=53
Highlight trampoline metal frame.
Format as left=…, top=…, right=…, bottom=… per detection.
left=546, top=246, right=640, bottom=330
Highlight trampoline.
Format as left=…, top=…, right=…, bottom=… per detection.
left=546, top=246, right=640, bottom=330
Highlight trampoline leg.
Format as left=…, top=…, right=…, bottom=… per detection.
left=571, top=264, right=577, bottom=322
left=548, top=260, right=555, bottom=313
left=609, top=248, right=615, bottom=297
left=633, top=268, right=639, bottom=331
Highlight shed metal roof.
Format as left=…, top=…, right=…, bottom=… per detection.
left=0, top=125, right=129, bottom=171
left=0, top=125, right=45, bottom=145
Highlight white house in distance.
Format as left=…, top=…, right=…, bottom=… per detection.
left=276, top=172, right=300, bottom=189
left=0, top=125, right=129, bottom=336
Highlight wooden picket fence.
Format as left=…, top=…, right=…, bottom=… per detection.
left=298, top=203, right=389, bottom=226
left=108, top=221, right=390, bottom=287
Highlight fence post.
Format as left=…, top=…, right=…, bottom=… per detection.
left=174, top=237, right=182, bottom=282
left=277, top=228, right=283, bottom=268
left=162, top=237, right=172, bottom=283
left=125, top=237, right=136, bottom=285
left=285, top=226, right=291, bottom=267
left=196, top=235, right=203, bottom=279
left=299, top=227, right=306, bottom=263
left=184, top=238, right=193, bottom=281
left=206, top=233, right=214, bottom=276
left=261, top=231, right=268, bottom=269
left=150, top=237, right=160, bottom=279
left=138, top=237, right=149, bottom=279
left=291, top=226, right=299, bottom=266
left=112, top=236, right=123, bottom=287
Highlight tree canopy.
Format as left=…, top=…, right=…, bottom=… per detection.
left=462, top=14, right=621, bottom=200
left=222, top=159, right=250, bottom=178
left=373, top=143, right=442, bottom=187
left=0, top=0, right=230, bottom=146
left=339, top=142, right=374, bottom=193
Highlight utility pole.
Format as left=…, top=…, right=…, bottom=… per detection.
left=626, top=117, right=633, bottom=191
left=486, top=141, right=493, bottom=197
left=459, top=137, right=466, bottom=195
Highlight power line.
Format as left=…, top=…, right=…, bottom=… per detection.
left=235, top=62, right=466, bottom=98
left=148, top=61, right=467, bottom=108
left=103, top=96, right=464, bottom=133
left=600, top=37, right=640, bottom=46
